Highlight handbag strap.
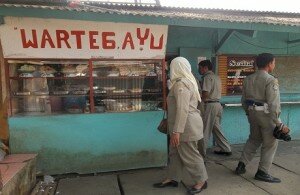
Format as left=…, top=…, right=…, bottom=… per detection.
left=162, top=110, right=167, bottom=119
left=162, top=95, right=168, bottom=119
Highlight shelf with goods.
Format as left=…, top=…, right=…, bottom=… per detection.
left=6, top=60, right=91, bottom=116
left=11, top=94, right=89, bottom=98
left=89, top=59, right=166, bottom=113
left=93, top=76, right=158, bottom=80
left=93, top=92, right=161, bottom=97
left=9, top=76, right=89, bottom=80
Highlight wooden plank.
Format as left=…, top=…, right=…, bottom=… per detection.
left=218, top=55, right=228, bottom=96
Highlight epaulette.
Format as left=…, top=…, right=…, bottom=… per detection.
left=269, top=73, right=278, bottom=79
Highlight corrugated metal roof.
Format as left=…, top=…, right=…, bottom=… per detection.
left=1, top=3, right=300, bottom=27
left=81, top=1, right=300, bottom=14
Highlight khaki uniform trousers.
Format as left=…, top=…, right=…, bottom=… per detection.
left=167, top=141, right=208, bottom=183
left=199, top=103, right=231, bottom=156
left=240, top=109, right=278, bottom=173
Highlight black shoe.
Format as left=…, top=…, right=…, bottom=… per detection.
left=188, top=181, right=208, bottom=194
left=254, top=169, right=281, bottom=183
left=235, top=161, right=246, bottom=175
left=214, top=150, right=232, bottom=156
left=153, top=180, right=178, bottom=188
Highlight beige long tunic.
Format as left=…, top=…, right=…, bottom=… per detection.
left=166, top=78, right=208, bottom=183
left=167, top=78, right=203, bottom=142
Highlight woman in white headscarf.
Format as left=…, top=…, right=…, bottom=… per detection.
left=153, top=57, right=208, bottom=194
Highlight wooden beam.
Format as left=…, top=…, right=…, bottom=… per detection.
left=236, top=30, right=257, bottom=38
left=214, top=29, right=234, bottom=53
left=0, top=40, right=9, bottom=143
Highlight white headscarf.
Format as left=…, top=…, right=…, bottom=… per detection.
left=169, top=57, right=201, bottom=102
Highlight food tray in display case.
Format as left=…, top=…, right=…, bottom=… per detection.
left=102, top=99, right=134, bottom=112
left=33, top=91, right=50, bottom=95
left=14, top=91, right=31, bottom=96
left=52, top=91, right=69, bottom=95
left=128, top=88, right=142, bottom=93
left=142, top=101, right=159, bottom=111
left=17, top=64, right=36, bottom=73
left=94, top=90, right=107, bottom=94
left=71, top=90, right=88, bottom=95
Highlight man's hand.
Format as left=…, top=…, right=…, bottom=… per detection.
left=276, top=123, right=290, bottom=134
left=170, top=132, right=180, bottom=147
left=282, top=125, right=290, bottom=134
left=201, top=91, right=208, bottom=102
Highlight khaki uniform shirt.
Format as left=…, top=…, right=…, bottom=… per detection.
left=241, top=70, right=281, bottom=124
left=201, top=71, right=221, bottom=101
left=167, top=78, right=203, bottom=142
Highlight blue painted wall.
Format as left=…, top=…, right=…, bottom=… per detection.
left=221, top=104, right=300, bottom=144
left=9, top=111, right=167, bottom=174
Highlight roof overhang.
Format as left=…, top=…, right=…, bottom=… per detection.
left=0, top=3, right=300, bottom=33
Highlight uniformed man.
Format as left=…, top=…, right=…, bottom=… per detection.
left=198, top=60, right=232, bottom=156
left=235, top=53, right=290, bottom=183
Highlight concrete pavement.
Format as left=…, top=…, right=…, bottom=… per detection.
left=39, top=140, right=300, bottom=195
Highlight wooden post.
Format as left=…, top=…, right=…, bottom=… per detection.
left=0, top=40, right=9, bottom=144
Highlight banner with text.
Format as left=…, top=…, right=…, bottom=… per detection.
left=227, top=56, right=256, bottom=95
left=0, top=17, right=168, bottom=59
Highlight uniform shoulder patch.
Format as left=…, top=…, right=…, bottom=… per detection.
left=272, top=78, right=279, bottom=90
left=178, top=87, right=184, bottom=93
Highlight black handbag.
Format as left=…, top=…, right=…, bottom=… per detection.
left=157, top=111, right=167, bottom=134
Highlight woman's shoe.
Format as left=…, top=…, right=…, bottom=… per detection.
left=153, top=180, right=178, bottom=188
left=188, top=181, right=208, bottom=194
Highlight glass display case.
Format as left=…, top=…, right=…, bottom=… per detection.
left=7, top=59, right=165, bottom=116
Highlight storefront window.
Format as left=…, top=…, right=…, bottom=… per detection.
left=7, top=59, right=165, bottom=116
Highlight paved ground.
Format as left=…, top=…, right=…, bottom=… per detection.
left=36, top=140, right=300, bottom=195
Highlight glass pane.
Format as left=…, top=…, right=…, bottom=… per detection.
left=8, top=61, right=90, bottom=116
left=91, top=60, right=163, bottom=113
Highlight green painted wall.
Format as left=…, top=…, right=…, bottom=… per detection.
left=9, top=111, right=167, bottom=174
left=166, top=27, right=300, bottom=56
left=218, top=31, right=300, bottom=55
left=179, top=48, right=212, bottom=80
left=167, top=25, right=300, bottom=144
left=166, top=26, right=214, bottom=55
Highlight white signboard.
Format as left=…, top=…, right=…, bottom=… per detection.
left=197, top=56, right=207, bottom=63
left=0, top=17, right=168, bottom=59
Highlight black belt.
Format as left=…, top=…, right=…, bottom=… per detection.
left=205, top=100, right=220, bottom=103
left=245, top=100, right=264, bottom=106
